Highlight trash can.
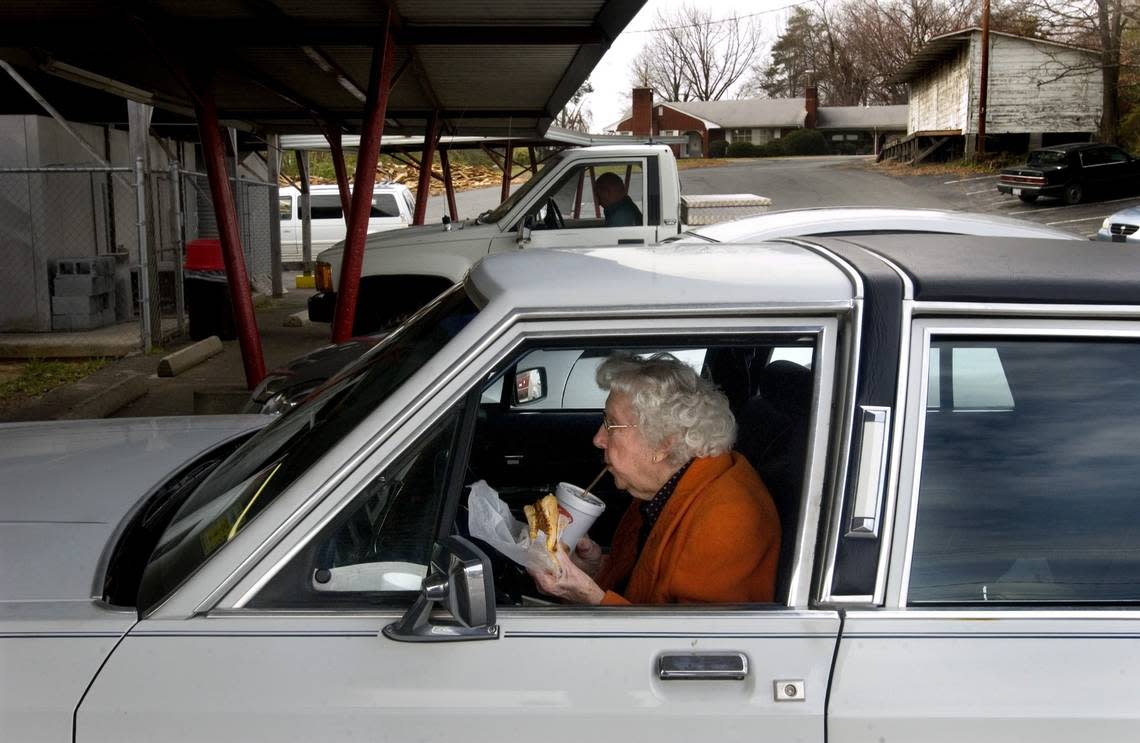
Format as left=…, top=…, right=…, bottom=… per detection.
left=184, top=239, right=236, bottom=341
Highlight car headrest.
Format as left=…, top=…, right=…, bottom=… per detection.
left=758, top=361, right=813, bottom=414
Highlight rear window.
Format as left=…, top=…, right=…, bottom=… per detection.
left=1027, top=150, right=1067, bottom=167
left=909, top=337, right=1140, bottom=605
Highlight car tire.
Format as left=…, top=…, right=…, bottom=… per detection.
left=1017, top=194, right=1039, bottom=203
left=1063, top=183, right=1084, bottom=205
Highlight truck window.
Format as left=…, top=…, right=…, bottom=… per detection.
left=908, top=337, right=1140, bottom=605
left=528, top=161, right=646, bottom=229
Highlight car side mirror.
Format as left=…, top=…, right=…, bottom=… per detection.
left=382, top=536, right=499, bottom=642
left=513, top=367, right=547, bottom=404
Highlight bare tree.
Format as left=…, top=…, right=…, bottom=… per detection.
left=555, top=80, right=594, bottom=132
left=629, top=4, right=763, bottom=101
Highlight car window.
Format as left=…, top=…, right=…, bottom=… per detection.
left=527, top=161, right=646, bottom=230
left=250, top=410, right=461, bottom=606
left=278, top=196, right=293, bottom=220
left=1028, top=150, right=1066, bottom=167
left=251, top=336, right=818, bottom=609
left=1081, top=149, right=1108, bottom=167
left=908, top=337, right=1140, bottom=605
left=1102, top=147, right=1129, bottom=164
left=371, top=193, right=401, bottom=218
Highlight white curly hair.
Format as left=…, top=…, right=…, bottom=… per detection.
left=596, top=352, right=736, bottom=465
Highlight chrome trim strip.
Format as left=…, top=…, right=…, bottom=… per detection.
left=783, top=321, right=838, bottom=609
left=229, top=317, right=835, bottom=610
left=782, top=240, right=865, bottom=605
left=913, top=301, right=1140, bottom=318
left=844, top=608, right=1140, bottom=621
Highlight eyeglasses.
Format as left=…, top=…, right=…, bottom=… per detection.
left=602, top=413, right=637, bottom=432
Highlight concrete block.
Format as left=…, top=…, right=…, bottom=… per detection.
left=51, top=313, right=106, bottom=331
left=52, top=293, right=111, bottom=316
left=283, top=310, right=309, bottom=327
left=157, top=336, right=224, bottom=377
left=53, top=274, right=115, bottom=296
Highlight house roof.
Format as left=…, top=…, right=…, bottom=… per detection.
left=0, top=1, right=646, bottom=137
left=890, top=28, right=1101, bottom=85
left=670, top=98, right=809, bottom=128
left=816, top=105, right=909, bottom=130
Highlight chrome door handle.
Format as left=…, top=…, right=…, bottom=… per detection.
left=657, top=652, right=749, bottom=680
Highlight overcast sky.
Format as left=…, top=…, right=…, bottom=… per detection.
left=583, top=0, right=805, bottom=131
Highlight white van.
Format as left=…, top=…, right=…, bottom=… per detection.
left=278, top=182, right=415, bottom=263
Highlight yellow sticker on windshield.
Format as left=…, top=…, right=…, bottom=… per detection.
left=200, top=513, right=234, bottom=556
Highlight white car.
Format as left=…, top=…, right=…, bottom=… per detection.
left=278, top=182, right=414, bottom=263
left=5, top=234, right=1140, bottom=742
left=666, top=206, right=1081, bottom=243
left=1096, top=205, right=1140, bottom=243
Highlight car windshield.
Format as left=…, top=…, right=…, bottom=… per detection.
left=1028, top=150, right=1067, bottom=166
left=477, top=154, right=563, bottom=224
left=136, top=286, right=479, bottom=612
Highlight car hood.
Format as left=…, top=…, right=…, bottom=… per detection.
left=316, top=219, right=496, bottom=264
left=1105, top=206, right=1140, bottom=223
left=0, top=416, right=268, bottom=602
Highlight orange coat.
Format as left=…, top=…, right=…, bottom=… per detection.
left=595, top=452, right=780, bottom=605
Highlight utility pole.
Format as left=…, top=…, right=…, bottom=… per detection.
left=977, top=0, right=991, bottom=157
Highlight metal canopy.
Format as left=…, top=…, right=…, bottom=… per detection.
left=0, top=0, right=644, bottom=137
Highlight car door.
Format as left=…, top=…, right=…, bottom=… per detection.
left=77, top=315, right=841, bottom=743
left=829, top=318, right=1140, bottom=742
left=278, top=191, right=299, bottom=261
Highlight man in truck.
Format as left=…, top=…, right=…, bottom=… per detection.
left=595, top=171, right=644, bottom=227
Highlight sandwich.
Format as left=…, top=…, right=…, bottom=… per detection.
left=524, top=493, right=567, bottom=555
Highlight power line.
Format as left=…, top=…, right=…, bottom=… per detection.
left=624, top=2, right=809, bottom=34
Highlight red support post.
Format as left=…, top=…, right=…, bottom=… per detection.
left=323, top=124, right=353, bottom=222
left=331, top=11, right=396, bottom=343
left=192, top=85, right=266, bottom=388
left=573, top=169, right=584, bottom=219
left=440, top=148, right=458, bottom=221
left=413, top=110, right=441, bottom=225
left=500, top=144, right=513, bottom=203
left=590, top=166, right=600, bottom=218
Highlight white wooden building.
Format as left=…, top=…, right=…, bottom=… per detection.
left=891, top=28, right=1102, bottom=155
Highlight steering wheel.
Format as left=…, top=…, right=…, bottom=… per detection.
left=543, top=198, right=565, bottom=230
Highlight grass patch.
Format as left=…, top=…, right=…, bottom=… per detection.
left=871, top=153, right=1023, bottom=178
left=0, top=358, right=111, bottom=401
left=676, top=158, right=737, bottom=170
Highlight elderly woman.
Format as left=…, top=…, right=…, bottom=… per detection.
left=530, top=352, right=781, bottom=605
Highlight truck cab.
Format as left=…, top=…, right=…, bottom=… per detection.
left=307, top=144, right=685, bottom=332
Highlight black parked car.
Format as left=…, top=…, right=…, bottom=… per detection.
left=997, top=142, right=1140, bottom=205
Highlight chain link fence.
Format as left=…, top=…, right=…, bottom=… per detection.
left=181, top=171, right=275, bottom=295
left=0, top=163, right=281, bottom=348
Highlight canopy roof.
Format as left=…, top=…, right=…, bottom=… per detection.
left=0, top=0, right=644, bottom=137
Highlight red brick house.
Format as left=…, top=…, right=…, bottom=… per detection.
left=609, top=87, right=908, bottom=157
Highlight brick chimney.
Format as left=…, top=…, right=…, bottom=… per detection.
left=632, top=87, right=654, bottom=137
left=804, top=85, right=818, bottom=129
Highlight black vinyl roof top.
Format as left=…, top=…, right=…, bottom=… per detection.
left=815, top=235, right=1140, bottom=306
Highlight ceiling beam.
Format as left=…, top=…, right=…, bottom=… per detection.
left=0, top=22, right=607, bottom=47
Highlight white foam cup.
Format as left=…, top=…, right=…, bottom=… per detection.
left=555, top=481, right=606, bottom=551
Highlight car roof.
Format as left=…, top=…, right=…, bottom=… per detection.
left=680, top=207, right=1080, bottom=243
left=468, top=235, right=1140, bottom=311
left=1034, top=142, right=1105, bottom=153
left=469, top=242, right=856, bottom=310
left=280, top=182, right=410, bottom=195
left=813, top=234, right=1140, bottom=305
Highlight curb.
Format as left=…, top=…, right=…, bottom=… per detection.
left=10, top=369, right=150, bottom=421
left=283, top=310, right=309, bottom=328
left=158, top=336, right=224, bottom=377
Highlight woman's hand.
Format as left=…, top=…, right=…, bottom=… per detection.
left=528, top=547, right=606, bottom=605
left=569, top=535, right=607, bottom=578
